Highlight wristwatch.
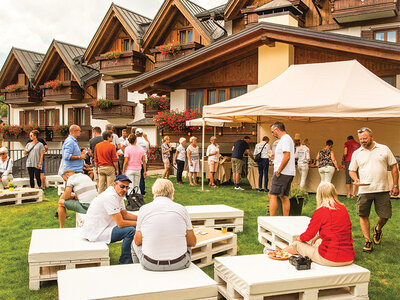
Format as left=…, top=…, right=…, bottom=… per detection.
left=394, top=185, right=398, bottom=188
left=276, top=171, right=281, bottom=175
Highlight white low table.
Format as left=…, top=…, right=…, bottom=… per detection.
left=57, top=263, right=218, bottom=300
left=28, top=228, right=109, bottom=290
left=214, top=254, right=370, bottom=300
left=258, top=216, right=311, bottom=250
left=192, top=227, right=237, bottom=268
left=0, top=188, right=43, bottom=205
left=12, top=178, right=30, bottom=188
left=46, top=175, right=64, bottom=188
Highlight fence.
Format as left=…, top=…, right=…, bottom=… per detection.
left=10, top=149, right=62, bottom=178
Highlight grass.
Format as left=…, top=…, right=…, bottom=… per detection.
left=0, top=176, right=399, bottom=299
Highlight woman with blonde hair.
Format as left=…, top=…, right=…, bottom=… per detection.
left=187, top=136, right=200, bottom=186
left=295, top=138, right=310, bottom=189
left=174, top=137, right=187, bottom=184
left=284, top=182, right=354, bottom=266
left=161, top=136, right=172, bottom=179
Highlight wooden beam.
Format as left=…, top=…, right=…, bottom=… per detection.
left=150, top=83, right=175, bottom=92
left=261, top=35, right=275, bottom=47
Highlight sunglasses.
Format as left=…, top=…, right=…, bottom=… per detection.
left=357, top=127, right=369, bottom=133
left=0, top=153, right=6, bottom=155
left=118, top=184, right=129, bottom=190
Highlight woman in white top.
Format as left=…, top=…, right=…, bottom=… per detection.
left=206, top=136, right=220, bottom=188
left=173, top=137, right=187, bottom=184
left=187, top=136, right=200, bottom=186
left=161, top=136, right=172, bottom=179
left=254, top=136, right=271, bottom=192
left=295, top=138, right=311, bottom=189
left=0, top=147, right=13, bottom=189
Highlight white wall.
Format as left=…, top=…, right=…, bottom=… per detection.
left=141, top=126, right=158, bottom=146
left=170, top=89, right=186, bottom=111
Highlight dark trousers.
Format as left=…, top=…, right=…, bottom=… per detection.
left=28, top=167, right=41, bottom=188
left=176, top=160, right=185, bottom=182
left=139, top=166, right=145, bottom=195
left=258, top=158, right=269, bottom=190
left=110, top=226, right=136, bottom=264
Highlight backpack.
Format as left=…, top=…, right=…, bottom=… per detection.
left=126, top=187, right=145, bottom=211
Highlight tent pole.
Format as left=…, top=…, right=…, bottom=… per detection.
left=202, top=118, right=205, bottom=191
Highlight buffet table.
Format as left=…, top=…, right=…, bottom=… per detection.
left=203, top=160, right=232, bottom=184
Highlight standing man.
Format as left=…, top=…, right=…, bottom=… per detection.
left=89, top=127, right=103, bottom=185
left=349, top=127, right=398, bottom=253
left=95, top=131, right=119, bottom=193
left=118, top=129, right=129, bottom=171
left=343, top=135, right=361, bottom=198
left=231, top=136, right=254, bottom=190
left=62, top=125, right=86, bottom=173
left=269, top=121, right=296, bottom=216
left=81, top=175, right=137, bottom=264
left=135, top=128, right=150, bottom=195
left=57, top=170, right=98, bottom=228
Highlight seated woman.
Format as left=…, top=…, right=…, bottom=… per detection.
left=284, top=182, right=355, bottom=267
left=131, top=178, right=197, bottom=271
left=0, top=147, right=13, bottom=189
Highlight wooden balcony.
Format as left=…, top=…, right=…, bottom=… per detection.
left=139, top=100, right=166, bottom=118
left=331, top=0, right=399, bottom=23
left=91, top=100, right=137, bottom=120
left=41, top=81, right=83, bottom=102
left=96, top=51, right=146, bottom=76
left=0, top=85, right=41, bottom=105
left=150, top=43, right=204, bottom=68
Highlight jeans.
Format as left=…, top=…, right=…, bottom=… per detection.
left=125, top=169, right=141, bottom=193
left=176, top=160, right=185, bottom=182
left=110, top=226, right=136, bottom=264
left=258, top=158, right=269, bottom=190
left=318, top=166, right=335, bottom=183
left=139, top=166, right=145, bottom=195
left=27, top=167, right=41, bottom=188
left=297, top=163, right=309, bottom=189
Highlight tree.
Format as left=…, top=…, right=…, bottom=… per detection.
left=0, top=95, right=7, bottom=118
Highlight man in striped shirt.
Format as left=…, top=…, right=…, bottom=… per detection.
left=57, top=170, right=98, bottom=228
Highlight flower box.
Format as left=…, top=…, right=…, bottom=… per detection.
left=91, top=100, right=136, bottom=120
left=41, top=80, right=83, bottom=102
left=1, top=85, right=41, bottom=105
left=96, top=51, right=146, bottom=76
left=150, top=43, right=204, bottom=68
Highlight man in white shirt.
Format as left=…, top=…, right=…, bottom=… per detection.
left=118, top=129, right=129, bottom=171
left=58, top=170, right=98, bottom=228
left=206, top=136, right=220, bottom=187
left=135, top=128, right=150, bottom=194
left=349, top=127, right=399, bottom=253
left=132, top=179, right=196, bottom=271
left=269, top=121, right=295, bottom=216
left=82, top=175, right=137, bottom=264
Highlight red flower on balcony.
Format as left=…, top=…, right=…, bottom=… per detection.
left=147, top=146, right=162, bottom=161
left=92, top=98, right=112, bottom=110
left=45, top=80, right=63, bottom=90
left=5, top=84, right=22, bottom=93
left=53, top=124, right=69, bottom=135
left=153, top=108, right=202, bottom=133
left=105, top=51, right=123, bottom=60
left=145, top=95, right=170, bottom=110
left=22, top=124, right=40, bottom=133
left=0, top=125, right=23, bottom=137
left=157, top=42, right=183, bottom=55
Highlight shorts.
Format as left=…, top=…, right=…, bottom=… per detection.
left=269, top=174, right=294, bottom=197
left=357, top=192, right=392, bottom=219
left=345, top=161, right=358, bottom=184
left=163, top=158, right=171, bottom=168
left=64, top=200, right=90, bottom=214
left=189, top=160, right=200, bottom=173
left=208, top=160, right=218, bottom=173
left=232, top=158, right=244, bottom=174
left=40, top=160, right=45, bottom=173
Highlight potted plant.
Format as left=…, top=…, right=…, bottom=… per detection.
left=153, top=108, right=201, bottom=133
left=157, top=42, right=183, bottom=55
left=53, top=124, right=69, bottom=136
left=5, top=84, right=22, bottom=93
left=276, top=184, right=309, bottom=216
left=92, top=98, right=113, bottom=110
left=104, top=51, right=122, bottom=60
left=7, top=182, right=15, bottom=191
left=45, top=80, right=63, bottom=90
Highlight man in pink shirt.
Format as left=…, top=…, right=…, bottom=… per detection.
left=122, top=134, right=146, bottom=193
left=343, top=135, right=361, bottom=198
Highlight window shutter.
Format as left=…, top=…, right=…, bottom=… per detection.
left=54, top=109, right=60, bottom=125
left=68, top=108, right=74, bottom=125
left=119, top=84, right=127, bottom=102
left=19, top=111, right=25, bottom=126
left=106, top=83, right=115, bottom=100
left=84, top=107, right=91, bottom=126
left=32, top=110, right=38, bottom=125
left=39, top=110, right=45, bottom=126
left=361, top=30, right=373, bottom=39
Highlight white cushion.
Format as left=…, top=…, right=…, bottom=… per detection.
left=28, top=228, right=108, bottom=263
left=215, top=254, right=370, bottom=296
left=58, top=263, right=217, bottom=300
left=186, top=205, right=244, bottom=219
left=258, top=216, right=311, bottom=242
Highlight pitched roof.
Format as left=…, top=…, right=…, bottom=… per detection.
left=254, top=0, right=301, bottom=14
left=113, top=4, right=152, bottom=38
left=196, top=3, right=227, bottom=19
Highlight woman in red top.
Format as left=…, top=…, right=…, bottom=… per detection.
left=285, top=182, right=355, bottom=266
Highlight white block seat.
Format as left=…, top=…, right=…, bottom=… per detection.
left=45, top=175, right=64, bottom=188
left=192, top=227, right=237, bottom=268
left=214, top=254, right=370, bottom=300
left=57, top=263, right=218, bottom=300
left=258, top=216, right=311, bottom=250
left=57, top=184, right=65, bottom=196
left=12, top=178, right=30, bottom=188
left=0, top=188, right=43, bottom=205
left=28, top=228, right=109, bottom=290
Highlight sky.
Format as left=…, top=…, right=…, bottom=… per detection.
left=0, top=0, right=227, bottom=70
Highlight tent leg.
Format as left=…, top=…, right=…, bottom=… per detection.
left=202, top=118, right=205, bottom=191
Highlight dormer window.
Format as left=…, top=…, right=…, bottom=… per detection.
left=179, top=30, right=193, bottom=44
left=123, top=39, right=131, bottom=51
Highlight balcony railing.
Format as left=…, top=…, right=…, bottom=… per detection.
left=150, top=43, right=204, bottom=68
left=96, top=51, right=146, bottom=76
left=331, top=0, right=399, bottom=23
left=41, top=81, right=83, bottom=102
left=0, top=85, right=41, bottom=105
left=139, top=100, right=168, bottom=118
left=91, top=100, right=136, bottom=120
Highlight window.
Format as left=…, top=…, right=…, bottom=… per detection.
left=75, top=108, right=85, bottom=126
left=374, top=29, right=398, bottom=43
left=381, top=76, right=396, bottom=87
left=188, top=89, right=204, bottom=111
left=218, top=89, right=226, bottom=102
left=179, top=30, right=193, bottom=44
left=123, top=39, right=130, bottom=51
left=131, top=40, right=135, bottom=51
left=208, top=90, right=216, bottom=105
left=63, top=68, right=71, bottom=81
left=229, top=87, right=247, bottom=99
left=188, top=30, right=193, bottom=43
left=46, top=110, right=55, bottom=126
left=179, top=31, right=187, bottom=44
left=26, top=111, right=34, bottom=124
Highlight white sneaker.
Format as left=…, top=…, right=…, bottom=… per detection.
left=234, top=186, right=244, bottom=190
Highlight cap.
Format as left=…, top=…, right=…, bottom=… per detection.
left=114, top=175, right=132, bottom=183
left=294, top=133, right=301, bottom=140
left=135, top=128, right=143, bottom=134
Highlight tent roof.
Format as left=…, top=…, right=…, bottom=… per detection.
left=202, top=60, right=400, bottom=122
left=186, top=117, right=241, bottom=127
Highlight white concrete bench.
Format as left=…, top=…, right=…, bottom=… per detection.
left=28, top=228, right=109, bottom=290
left=57, top=263, right=218, bottom=300
left=258, top=216, right=311, bottom=250
left=57, top=184, right=65, bottom=195
left=0, top=188, right=43, bottom=205
left=45, top=175, right=64, bottom=188
left=12, top=178, right=30, bottom=188
left=214, top=254, right=370, bottom=300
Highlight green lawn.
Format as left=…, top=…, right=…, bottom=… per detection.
left=0, top=176, right=399, bottom=299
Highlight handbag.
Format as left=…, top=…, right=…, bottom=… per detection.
left=126, top=186, right=145, bottom=211
left=254, top=143, right=267, bottom=162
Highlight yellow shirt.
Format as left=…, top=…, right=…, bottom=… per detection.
left=349, top=142, right=397, bottom=194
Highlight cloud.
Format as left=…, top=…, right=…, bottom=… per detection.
left=0, top=0, right=226, bottom=69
